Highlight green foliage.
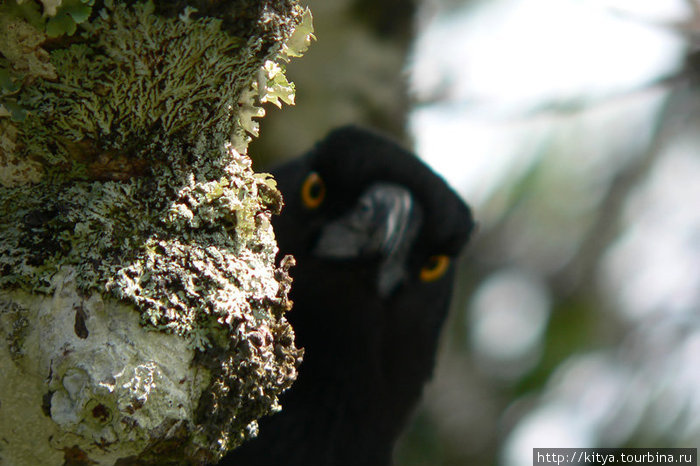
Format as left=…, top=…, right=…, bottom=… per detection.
left=0, top=0, right=44, bottom=30
left=0, top=0, right=94, bottom=36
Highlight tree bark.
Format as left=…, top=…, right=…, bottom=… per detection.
left=0, top=1, right=312, bottom=464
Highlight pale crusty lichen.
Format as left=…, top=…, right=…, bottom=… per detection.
left=0, top=145, right=302, bottom=462
left=0, top=274, right=212, bottom=465
left=0, top=0, right=312, bottom=464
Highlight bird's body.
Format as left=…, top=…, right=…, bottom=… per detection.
left=220, top=126, right=474, bottom=466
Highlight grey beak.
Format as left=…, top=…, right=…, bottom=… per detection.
left=313, top=183, right=422, bottom=297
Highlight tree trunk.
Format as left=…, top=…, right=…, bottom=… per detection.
left=0, top=1, right=312, bottom=464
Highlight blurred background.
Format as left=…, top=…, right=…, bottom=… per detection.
left=251, top=0, right=700, bottom=464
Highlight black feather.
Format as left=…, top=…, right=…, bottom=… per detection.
left=219, top=126, right=474, bottom=466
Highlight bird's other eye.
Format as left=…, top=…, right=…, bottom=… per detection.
left=419, top=254, right=451, bottom=282
left=301, top=172, right=326, bottom=209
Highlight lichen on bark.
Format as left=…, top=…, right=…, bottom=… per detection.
left=0, top=0, right=312, bottom=464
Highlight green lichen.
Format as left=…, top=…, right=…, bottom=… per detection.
left=0, top=0, right=93, bottom=123
left=1, top=0, right=311, bottom=182
left=12, top=1, right=257, bottom=180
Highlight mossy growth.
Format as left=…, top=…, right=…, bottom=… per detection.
left=0, top=0, right=313, bottom=462
left=0, top=0, right=312, bottom=183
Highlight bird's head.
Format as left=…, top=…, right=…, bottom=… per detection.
left=272, top=126, right=474, bottom=306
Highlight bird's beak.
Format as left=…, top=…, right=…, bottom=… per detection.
left=313, top=183, right=422, bottom=297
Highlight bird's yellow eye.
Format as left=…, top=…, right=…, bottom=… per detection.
left=301, top=172, right=326, bottom=209
left=420, top=255, right=450, bottom=282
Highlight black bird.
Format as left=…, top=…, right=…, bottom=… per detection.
left=221, top=126, right=474, bottom=466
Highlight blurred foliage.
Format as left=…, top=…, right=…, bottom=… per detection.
left=393, top=1, right=700, bottom=464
